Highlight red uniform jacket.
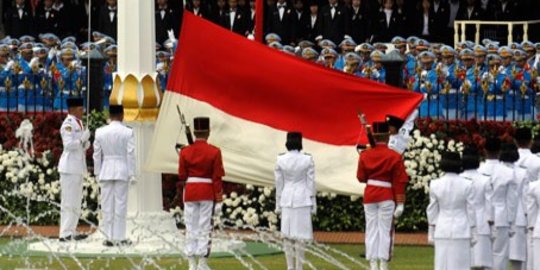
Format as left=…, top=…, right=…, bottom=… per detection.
left=178, top=139, right=225, bottom=202
left=357, top=144, right=409, bottom=204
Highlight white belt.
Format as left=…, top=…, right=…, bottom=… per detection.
left=367, top=179, right=392, bottom=188
left=187, top=177, right=212, bottom=184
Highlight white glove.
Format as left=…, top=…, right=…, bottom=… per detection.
left=167, top=29, right=177, bottom=42
left=372, top=69, right=380, bottom=79
left=4, top=60, right=14, bottom=71
left=83, top=141, right=91, bottom=150
left=80, top=130, right=91, bottom=143
left=509, top=226, right=515, bottom=238
left=275, top=206, right=282, bottom=215
left=471, top=233, right=478, bottom=247
left=490, top=225, right=497, bottom=241
left=128, top=176, right=137, bottom=185
left=428, top=225, right=435, bottom=245
left=213, top=202, right=223, bottom=216
left=394, top=203, right=404, bottom=218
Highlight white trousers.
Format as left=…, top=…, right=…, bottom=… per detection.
left=59, top=173, right=83, bottom=238
left=434, top=239, right=471, bottom=270
left=364, top=200, right=395, bottom=261
left=493, top=227, right=510, bottom=270
left=184, top=200, right=214, bottom=257
left=100, top=180, right=129, bottom=241
left=284, top=239, right=306, bottom=270
left=527, top=233, right=534, bottom=270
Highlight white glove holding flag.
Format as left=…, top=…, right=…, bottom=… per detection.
left=4, top=60, right=14, bottom=71
left=167, top=29, right=177, bottom=43
left=394, top=203, right=404, bottom=218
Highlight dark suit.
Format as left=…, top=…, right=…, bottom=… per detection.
left=35, top=7, right=59, bottom=35
left=395, top=6, right=413, bottom=38
left=430, top=1, right=450, bottom=42
left=245, top=9, right=256, bottom=35
left=456, top=5, right=482, bottom=40
left=291, top=9, right=309, bottom=44
left=4, top=5, right=34, bottom=38
left=320, top=4, right=349, bottom=43
left=265, top=4, right=295, bottom=44
left=155, top=7, right=178, bottom=45
left=491, top=1, right=520, bottom=41
left=305, top=13, right=322, bottom=41
left=415, top=11, right=436, bottom=40
left=371, top=9, right=401, bottom=42
left=348, top=6, right=369, bottom=43
left=220, top=8, right=249, bottom=36
left=98, top=5, right=118, bottom=39
left=186, top=6, right=208, bottom=18
left=76, top=2, right=100, bottom=42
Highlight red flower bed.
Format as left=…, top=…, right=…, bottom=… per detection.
left=416, top=118, right=518, bottom=148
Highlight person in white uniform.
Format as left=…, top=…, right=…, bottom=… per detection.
left=515, top=127, right=540, bottom=182
left=478, top=137, right=518, bottom=270
left=515, top=128, right=540, bottom=270
left=58, top=97, right=90, bottom=242
left=526, top=177, right=540, bottom=270
left=275, top=132, right=316, bottom=270
left=93, top=105, right=136, bottom=246
left=500, top=143, right=529, bottom=270
left=460, top=145, right=493, bottom=270
left=427, top=151, right=476, bottom=270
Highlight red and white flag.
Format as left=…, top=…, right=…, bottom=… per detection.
left=146, top=12, right=423, bottom=195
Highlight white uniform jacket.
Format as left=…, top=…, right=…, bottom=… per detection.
left=517, top=148, right=540, bottom=182
left=427, top=173, right=476, bottom=239
left=461, top=169, right=493, bottom=235
left=275, top=150, right=316, bottom=209
left=526, top=181, right=540, bottom=238
left=478, top=160, right=518, bottom=227
left=93, top=121, right=136, bottom=181
left=388, top=110, right=417, bottom=154
left=510, top=163, right=529, bottom=227
left=58, top=114, right=88, bottom=175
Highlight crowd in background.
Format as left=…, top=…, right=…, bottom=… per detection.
left=0, top=0, right=540, bottom=121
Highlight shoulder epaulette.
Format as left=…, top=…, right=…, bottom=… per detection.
left=303, top=152, right=311, bottom=156
left=278, top=152, right=286, bottom=156
left=463, top=176, right=473, bottom=181
left=482, top=173, right=491, bottom=177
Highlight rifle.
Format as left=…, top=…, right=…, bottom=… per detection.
left=175, top=105, right=194, bottom=152
left=357, top=111, right=376, bottom=151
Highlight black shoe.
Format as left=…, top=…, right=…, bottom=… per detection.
left=73, top=234, right=88, bottom=241
left=119, top=239, right=132, bottom=246
left=59, top=235, right=72, bottom=242
left=103, top=240, right=114, bottom=247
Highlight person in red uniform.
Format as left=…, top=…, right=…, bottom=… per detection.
left=178, top=117, right=225, bottom=270
left=357, top=121, right=409, bottom=270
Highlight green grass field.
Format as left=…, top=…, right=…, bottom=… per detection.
left=0, top=238, right=433, bottom=270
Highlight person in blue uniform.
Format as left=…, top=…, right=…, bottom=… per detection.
left=361, top=50, right=385, bottom=83
left=413, top=51, right=440, bottom=117
left=495, top=46, right=516, bottom=121
left=53, top=48, right=86, bottom=112
left=103, top=45, right=117, bottom=109
left=334, top=38, right=356, bottom=71
left=512, top=49, right=534, bottom=120
left=439, top=45, right=459, bottom=119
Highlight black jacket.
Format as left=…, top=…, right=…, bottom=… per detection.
left=320, top=4, right=349, bottom=43
left=4, top=5, right=34, bottom=38
left=98, top=6, right=118, bottom=39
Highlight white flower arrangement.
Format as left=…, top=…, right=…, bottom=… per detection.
left=404, top=131, right=464, bottom=193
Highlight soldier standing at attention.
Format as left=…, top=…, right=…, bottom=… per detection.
left=357, top=122, right=409, bottom=270
left=93, top=105, right=136, bottom=247
left=178, top=117, right=225, bottom=270
left=58, top=97, right=90, bottom=242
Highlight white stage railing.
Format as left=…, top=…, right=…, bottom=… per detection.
left=454, top=20, right=540, bottom=47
